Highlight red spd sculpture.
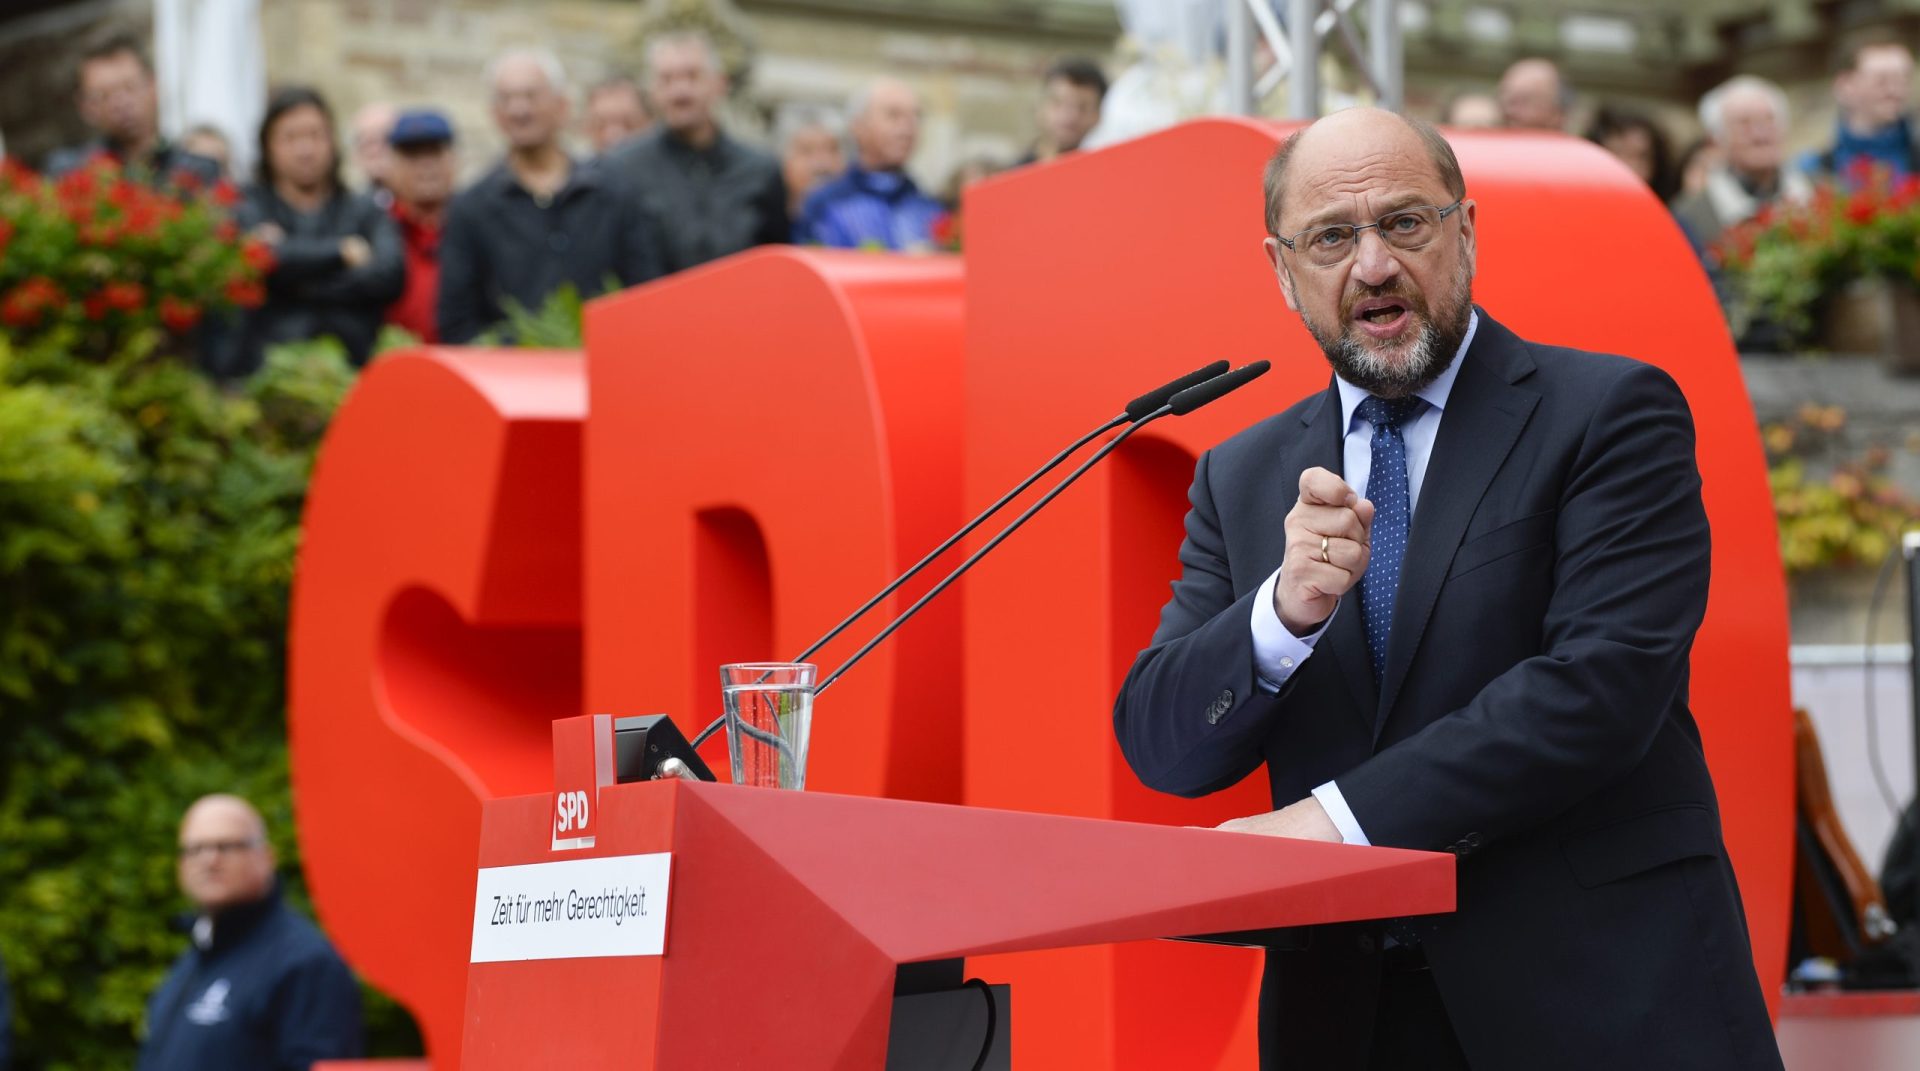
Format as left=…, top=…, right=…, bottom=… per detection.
left=290, top=119, right=1792, bottom=1068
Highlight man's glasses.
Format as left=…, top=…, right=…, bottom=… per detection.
left=179, top=838, right=262, bottom=860
left=1274, top=200, right=1466, bottom=268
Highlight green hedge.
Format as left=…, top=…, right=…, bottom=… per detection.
left=0, top=328, right=419, bottom=1067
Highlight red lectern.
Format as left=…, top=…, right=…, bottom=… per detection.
left=461, top=721, right=1454, bottom=1068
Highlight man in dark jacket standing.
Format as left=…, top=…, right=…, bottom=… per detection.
left=608, top=31, right=787, bottom=274
left=137, top=794, right=362, bottom=1071
left=45, top=35, right=221, bottom=190
left=438, top=49, right=663, bottom=343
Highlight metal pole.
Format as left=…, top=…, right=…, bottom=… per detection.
left=1904, top=529, right=1920, bottom=800
left=1227, top=0, right=1255, bottom=116
left=1288, top=0, right=1319, bottom=118
left=1368, top=0, right=1402, bottom=111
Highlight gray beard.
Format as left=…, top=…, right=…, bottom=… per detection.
left=1300, top=264, right=1474, bottom=399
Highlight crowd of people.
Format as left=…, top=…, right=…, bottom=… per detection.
left=1450, top=43, right=1917, bottom=273
left=26, top=32, right=1110, bottom=378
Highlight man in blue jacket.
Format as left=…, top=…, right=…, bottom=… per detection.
left=137, top=795, right=362, bottom=1071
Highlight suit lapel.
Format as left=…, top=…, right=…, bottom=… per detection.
left=1374, top=314, right=1539, bottom=741
left=1291, top=383, right=1379, bottom=726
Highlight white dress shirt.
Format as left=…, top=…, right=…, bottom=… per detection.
left=1247, top=312, right=1479, bottom=845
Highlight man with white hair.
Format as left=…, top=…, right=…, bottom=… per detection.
left=608, top=31, right=787, bottom=273
left=438, top=48, right=663, bottom=342
left=1673, top=74, right=1812, bottom=251
left=776, top=103, right=847, bottom=220
left=796, top=77, right=946, bottom=251
left=136, top=795, right=362, bottom=1071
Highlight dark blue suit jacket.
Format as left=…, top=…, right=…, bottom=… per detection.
left=1113, top=311, right=1780, bottom=1070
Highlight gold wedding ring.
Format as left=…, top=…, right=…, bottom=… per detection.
left=1319, top=534, right=1331, bottom=563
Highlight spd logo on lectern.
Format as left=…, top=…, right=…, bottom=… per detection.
left=554, top=790, right=591, bottom=834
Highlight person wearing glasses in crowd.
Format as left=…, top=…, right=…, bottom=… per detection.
left=136, top=795, right=362, bottom=1071
left=1113, top=106, right=1780, bottom=1069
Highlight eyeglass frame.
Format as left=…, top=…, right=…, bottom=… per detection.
left=1271, top=199, right=1469, bottom=264
left=178, top=837, right=265, bottom=860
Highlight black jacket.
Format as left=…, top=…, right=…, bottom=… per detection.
left=136, top=884, right=363, bottom=1071
left=607, top=128, right=788, bottom=274
left=209, top=185, right=405, bottom=377
left=436, top=157, right=662, bottom=343
left=1113, top=312, right=1781, bottom=1071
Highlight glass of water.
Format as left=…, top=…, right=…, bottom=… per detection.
left=719, top=663, right=816, bottom=790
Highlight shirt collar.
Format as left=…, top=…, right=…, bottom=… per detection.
left=1334, top=308, right=1478, bottom=432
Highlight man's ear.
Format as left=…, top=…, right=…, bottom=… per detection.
left=1262, top=236, right=1300, bottom=312
left=1457, top=199, right=1478, bottom=272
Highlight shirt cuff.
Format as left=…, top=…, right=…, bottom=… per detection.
left=1250, top=566, right=1330, bottom=689
left=1311, top=781, right=1371, bottom=846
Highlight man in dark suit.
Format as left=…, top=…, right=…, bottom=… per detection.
left=1112, top=107, right=1781, bottom=1070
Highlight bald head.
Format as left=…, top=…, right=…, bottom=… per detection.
left=1499, top=58, right=1568, bottom=131
left=850, top=77, right=920, bottom=172
left=1263, top=108, right=1465, bottom=237
left=178, top=793, right=275, bottom=912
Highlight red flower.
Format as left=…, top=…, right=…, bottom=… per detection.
left=158, top=295, right=202, bottom=332
left=223, top=278, right=265, bottom=307
left=102, top=280, right=146, bottom=312
left=83, top=291, right=110, bottom=321
left=215, top=219, right=239, bottom=242
left=1845, top=196, right=1879, bottom=225
left=211, top=181, right=240, bottom=208
left=0, top=277, right=64, bottom=327
left=0, top=218, right=14, bottom=257
left=928, top=211, right=957, bottom=248
left=0, top=157, right=36, bottom=191
left=241, top=239, right=276, bottom=273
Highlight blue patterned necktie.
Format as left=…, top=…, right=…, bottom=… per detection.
left=1356, top=395, right=1423, bottom=683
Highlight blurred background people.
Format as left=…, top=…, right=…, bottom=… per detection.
left=1021, top=55, right=1107, bottom=164
left=1674, top=74, right=1812, bottom=250
left=217, top=86, right=405, bottom=377
left=1586, top=103, right=1678, bottom=202
left=610, top=31, right=787, bottom=274
left=1497, top=57, right=1570, bottom=131
left=583, top=73, right=651, bottom=156
left=796, top=76, right=945, bottom=251
left=177, top=122, right=233, bottom=180
left=1440, top=89, right=1503, bottom=129
left=439, top=49, right=661, bottom=342
left=1804, top=38, right=1917, bottom=187
left=348, top=101, right=397, bottom=206
left=1676, top=137, right=1722, bottom=201
left=45, top=35, right=221, bottom=187
left=135, top=795, right=361, bottom=1071
left=383, top=109, right=458, bottom=343
left=775, top=103, right=846, bottom=220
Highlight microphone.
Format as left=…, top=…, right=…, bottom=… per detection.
left=812, top=360, right=1269, bottom=697
left=689, top=360, right=1231, bottom=749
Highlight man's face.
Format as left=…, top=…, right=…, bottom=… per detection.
left=177, top=800, right=275, bottom=913
left=1498, top=61, right=1565, bottom=131
left=1039, top=77, right=1101, bottom=154
left=492, top=59, right=569, bottom=152
left=1261, top=111, right=1477, bottom=400
left=586, top=84, right=650, bottom=153
left=782, top=126, right=844, bottom=199
left=351, top=105, right=396, bottom=187
left=854, top=81, right=920, bottom=171
left=1719, top=90, right=1784, bottom=176
left=647, top=41, right=724, bottom=136
left=268, top=104, right=336, bottom=191
left=391, top=142, right=457, bottom=208
left=1840, top=46, right=1914, bottom=131
left=76, top=51, right=157, bottom=146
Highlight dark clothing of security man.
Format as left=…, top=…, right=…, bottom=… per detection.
left=610, top=128, right=788, bottom=273
left=1112, top=108, right=1780, bottom=1070
left=137, top=883, right=363, bottom=1071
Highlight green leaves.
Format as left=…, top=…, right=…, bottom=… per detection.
left=0, top=331, right=418, bottom=1065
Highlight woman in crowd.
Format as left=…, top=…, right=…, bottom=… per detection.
left=1585, top=103, right=1678, bottom=203
left=212, top=86, right=403, bottom=377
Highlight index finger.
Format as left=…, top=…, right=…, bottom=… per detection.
left=1298, top=466, right=1358, bottom=508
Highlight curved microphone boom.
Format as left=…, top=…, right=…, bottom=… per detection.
left=812, top=360, right=1270, bottom=698
left=689, top=360, right=1232, bottom=749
